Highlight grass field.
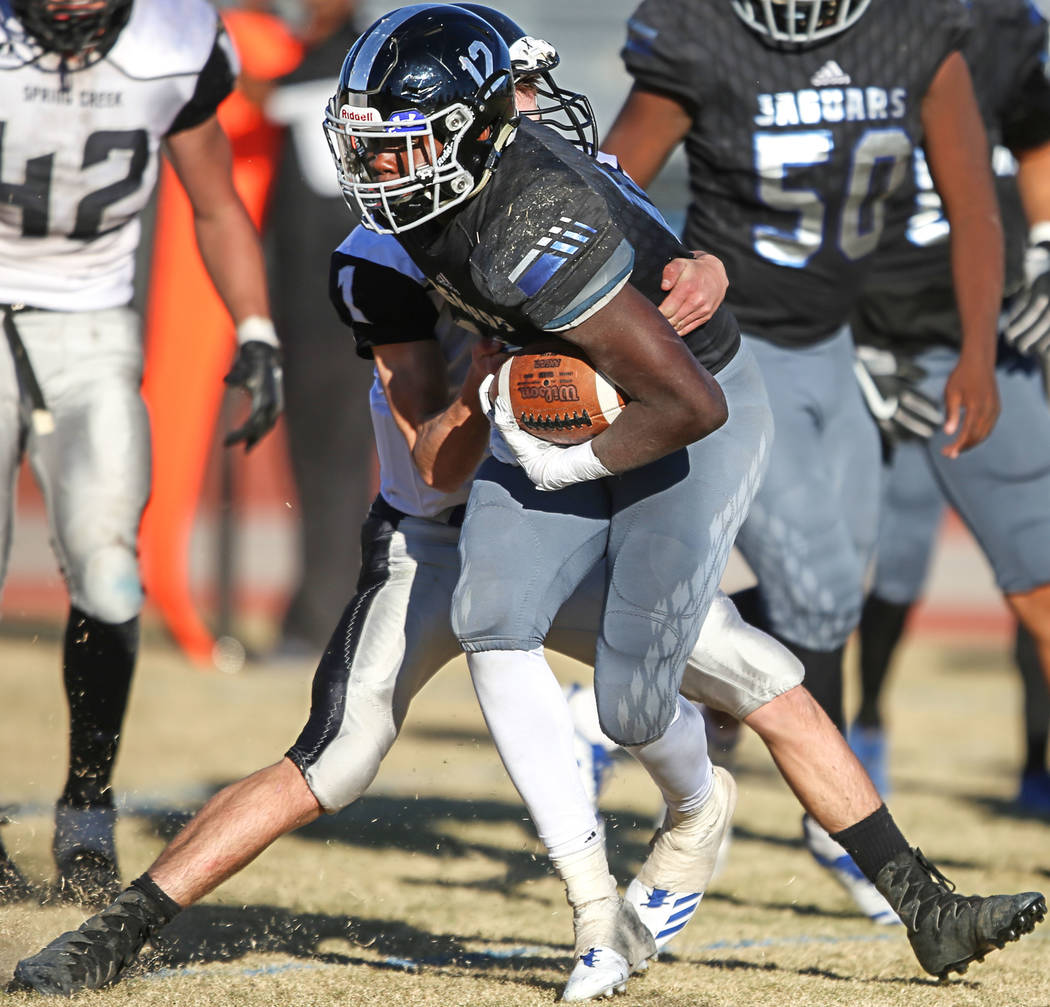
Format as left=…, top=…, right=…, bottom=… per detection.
left=0, top=628, right=1048, bottom=1007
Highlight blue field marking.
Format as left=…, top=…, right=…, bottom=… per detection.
left=136, top=930, right=1050, bottom=986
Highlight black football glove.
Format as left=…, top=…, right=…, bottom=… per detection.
left=223, top=339, right=284, bottom=451
left=853, top=344, right=945, bottom=442
left=1004, top=240, right=1050, bottom=360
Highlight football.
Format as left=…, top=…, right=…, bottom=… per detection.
left=493, top=339, right=627, bottom=445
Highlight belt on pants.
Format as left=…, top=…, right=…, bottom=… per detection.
left=1, top=303, right=54, bottom=437
left=370, top=494, right=467, bottom=529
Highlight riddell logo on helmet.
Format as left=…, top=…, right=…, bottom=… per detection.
left=340, top=105, right=381, bottom=123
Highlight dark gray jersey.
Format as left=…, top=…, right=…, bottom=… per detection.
left=622, top=0, right=969, bottom=346
left=853, top=0, right=1050, bottom=353
left=397, top=118, right=741, bottom=376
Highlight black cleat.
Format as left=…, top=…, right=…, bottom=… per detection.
left=876, top=847, right=1046, bottom=979
left=8, top=887, right=160, bottom=996
left=54, top=849, right=122, bottom=910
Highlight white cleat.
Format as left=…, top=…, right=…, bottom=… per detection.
left=561, top=947, right=629, bottom=1002
left=561, top=896, right=656, bottom=1002
left=802, top=814, right=901, bottom=925
left=626, top=766, right=737, bottom=952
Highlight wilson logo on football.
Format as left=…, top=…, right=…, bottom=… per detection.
left=340, top=105, right=381, bottom=123
left=518, top=384, right=580, bottom=403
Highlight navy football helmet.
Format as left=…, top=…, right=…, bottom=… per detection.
left=13, top=0, right=132, bottom=59
left=730, top=0, right=872, bottom=46
left=455, top=4, right=597, bottom=155
left=324, top=3, right=519, bottom=234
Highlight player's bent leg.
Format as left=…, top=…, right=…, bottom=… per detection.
left=288, top=508, right=464, bottom=812
left=10, top=759, right=321, bottom=996
left=743, top=686, right=898, bottom=924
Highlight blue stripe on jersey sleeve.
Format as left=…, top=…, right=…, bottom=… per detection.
left=517, top=252, right=569, bottom=296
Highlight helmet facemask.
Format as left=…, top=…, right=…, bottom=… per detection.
left=511, top=37, right=597, bottom=156
left=325, top=74, right=516, bottom=234
left=730, top=0, right=871, bottom=46
left=13, top=0, right=132, bottom=63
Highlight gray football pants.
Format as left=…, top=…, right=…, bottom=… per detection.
left=734, top=326, right=882, bottom=651
left=0, top=307, right=149, bottom=623
left=289, top=506, right=802, bottom=814
left=452, top=343, right=774, bottom=748
left=874, top=345, right=1050, bottom=602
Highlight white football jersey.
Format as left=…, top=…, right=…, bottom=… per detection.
left=0, top=0, right=237, bottom=310
left=332, top=226, right=479, bottom=521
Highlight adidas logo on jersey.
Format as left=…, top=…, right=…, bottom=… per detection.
left=811, top=61, right=851, bottom=87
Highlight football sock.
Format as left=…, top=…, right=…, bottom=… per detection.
left=856, top=594, right=912, bottom=729
left=830, top=804, right=910, bottom=883
left=61, top=607, right=138, bottom=809
left=775, top=638, right=846, bottom=732
left=1016, top=623, right=1050, bottom=774
left=551, top=842, right=618, bottom=912
left=132, top=873, right=184, bottom=922
left=467, top=647, right=603, bottom=859
left=624, top=696, right=713, bottom=818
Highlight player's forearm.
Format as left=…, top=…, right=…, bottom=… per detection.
left=950, top=208, right=1003, bottom=365
left=590, top=371, right=727, bottom=474
left=192, top=203, right=271, bottom=326
left=411, top=399, right=491, bottom=492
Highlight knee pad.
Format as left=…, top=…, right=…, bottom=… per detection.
left=682, top=593, right=805, bottom=719
left=73, top=545, right=143, bottom=625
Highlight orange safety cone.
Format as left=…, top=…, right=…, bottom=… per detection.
left=139, top=10, right=301, bottom=667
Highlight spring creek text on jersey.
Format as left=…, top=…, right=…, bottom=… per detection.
left=23, top=85, right=124, bottom=107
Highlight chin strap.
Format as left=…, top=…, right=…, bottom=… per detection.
left=468, top=119, right=519, bottom=200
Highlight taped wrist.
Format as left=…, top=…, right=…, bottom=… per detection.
left=235, top=316, right=279, bottom=348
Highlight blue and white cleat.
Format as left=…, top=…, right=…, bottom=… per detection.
left=561, top=896, right=656, bottom=1002
left=624, top=881, right=701, bottom=952
left=625, top=766, right=736, bottom=954
left=802, top=814, right=901, bottom=925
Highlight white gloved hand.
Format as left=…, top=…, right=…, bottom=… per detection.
left=491, top=396, right=612, bottom=491
left=853, top=344, right=944, bottom=440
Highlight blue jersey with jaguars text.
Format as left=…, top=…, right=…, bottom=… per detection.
left=621, top=0, right=970, bottom=346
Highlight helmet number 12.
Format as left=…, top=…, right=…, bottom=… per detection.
left=459, top=41, right=494, bottom=87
